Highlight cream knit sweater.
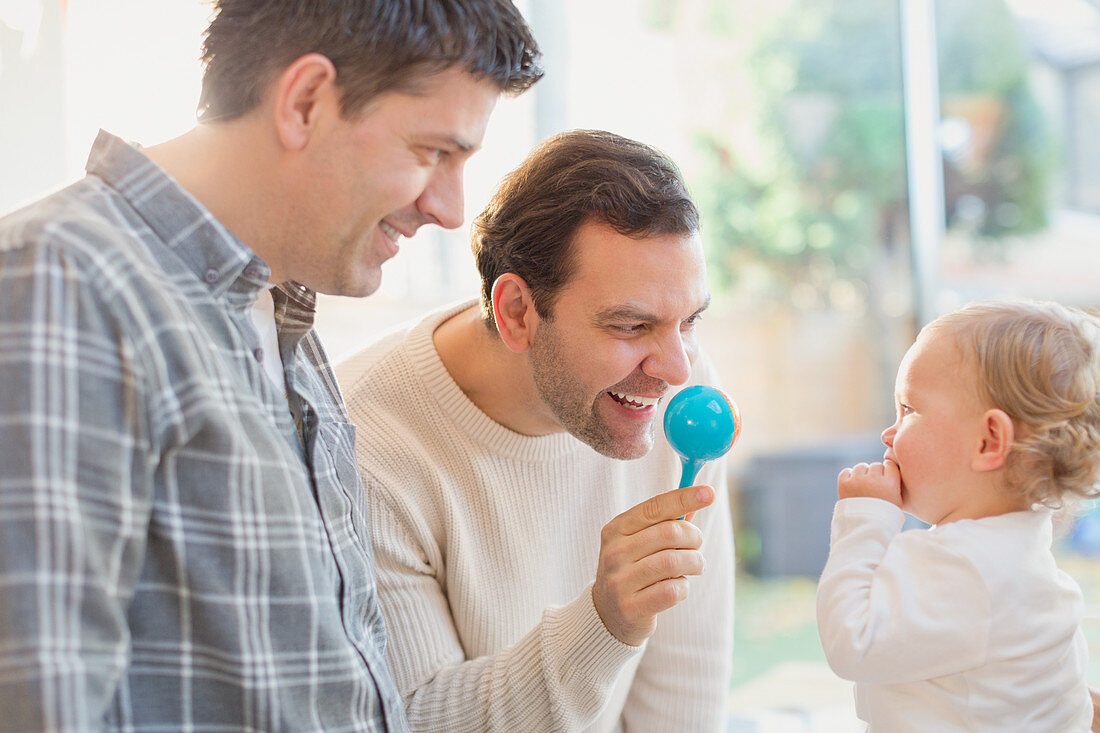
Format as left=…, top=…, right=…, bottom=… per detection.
left=337, top=301, right=734, bottom=732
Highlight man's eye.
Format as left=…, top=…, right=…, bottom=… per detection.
left=613, top=324, right=644, bottom=334
left=421, top=147, right=447, bottom=163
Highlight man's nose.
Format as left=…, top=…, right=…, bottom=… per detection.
left=419, top=165, right=464, bottom=230
left=642, top=328, right=693, bottom=386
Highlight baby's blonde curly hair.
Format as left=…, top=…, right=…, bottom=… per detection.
left=924, top=300, right=1100, bottom=508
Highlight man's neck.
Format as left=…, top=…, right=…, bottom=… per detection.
left=143, top=121, right=286, bottom=283
left=433, top=304, right=560, bottom=437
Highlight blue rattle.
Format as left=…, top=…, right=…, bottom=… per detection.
left=663, top=385, right=742, bottom=491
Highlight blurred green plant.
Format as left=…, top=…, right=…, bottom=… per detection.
left=684, top=0, right=1054, bottom=301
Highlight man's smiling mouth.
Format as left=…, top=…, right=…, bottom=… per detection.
left=380, top=221, right=401, bottom=241
left=607, top=391, right=660, bottom=410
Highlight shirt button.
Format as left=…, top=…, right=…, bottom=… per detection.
left=253, top=348, right=264, bottom=362
left=204, top=268, right=218, bottom=283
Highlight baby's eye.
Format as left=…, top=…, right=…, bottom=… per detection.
left=899, top=404, right=914, bottom=416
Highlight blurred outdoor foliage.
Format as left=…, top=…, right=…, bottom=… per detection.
left=647, top=0, right=1055, bottom=305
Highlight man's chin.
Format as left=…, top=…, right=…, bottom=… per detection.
left=318, top=268, right=382, bottom=298
left=589, top=431, right=654, bottom=461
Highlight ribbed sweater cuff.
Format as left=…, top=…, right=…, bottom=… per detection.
left=539, top=585, right=645, bottom=707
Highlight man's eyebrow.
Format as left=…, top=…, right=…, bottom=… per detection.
left=420, top=134, right=478, bottom=153
left=592, top=305, right=656, bottom=324
left=694, top=295, right=712, bottom=317
left=592, top=295, right=712, bottom=324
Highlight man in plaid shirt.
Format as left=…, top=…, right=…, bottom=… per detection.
left=0, top=1, right=540, bottom=730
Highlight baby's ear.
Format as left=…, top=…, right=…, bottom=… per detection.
left=973, top=408, right=1014, bottom=472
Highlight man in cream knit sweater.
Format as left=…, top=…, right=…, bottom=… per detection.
left=337, top=130, right=734, bottom=732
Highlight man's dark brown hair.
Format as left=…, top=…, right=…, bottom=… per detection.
left=472, top=129, right=700, bottom=329
left=198, top=0, right=542, bottom=121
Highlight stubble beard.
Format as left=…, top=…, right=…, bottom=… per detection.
left=529, top=322, right=655, bottom=461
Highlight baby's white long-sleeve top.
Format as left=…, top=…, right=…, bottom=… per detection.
left=337, top=302, right=734, bottom=732
left=817, top=497, right=1091, bottom=731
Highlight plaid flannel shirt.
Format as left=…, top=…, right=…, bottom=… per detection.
left=0, top=131, right=407, bottom=732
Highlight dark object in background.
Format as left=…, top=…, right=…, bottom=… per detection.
left=734, top=435, right=926, bottom=577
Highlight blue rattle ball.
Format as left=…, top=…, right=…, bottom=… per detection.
left=663, top=385, right=741, bottom=488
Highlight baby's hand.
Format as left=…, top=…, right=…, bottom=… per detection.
left=837, top=460, right=902, bottom=507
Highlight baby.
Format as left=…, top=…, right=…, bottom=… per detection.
left=816, top=300, right=1100, bottom=731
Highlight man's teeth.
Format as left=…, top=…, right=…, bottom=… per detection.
left=609, top=391, right=659, bottom=409
left=380, top=222, right=400, bottom=241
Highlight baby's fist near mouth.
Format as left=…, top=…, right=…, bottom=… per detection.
left=837, top=460, right=902, bottom=507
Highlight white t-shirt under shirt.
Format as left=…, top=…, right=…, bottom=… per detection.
left=250, top=288, right=286, bottom=391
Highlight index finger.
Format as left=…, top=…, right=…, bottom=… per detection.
left=616, top=484, right=715, bottom=536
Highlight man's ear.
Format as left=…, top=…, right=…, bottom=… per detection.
left=973, top=408, right=1015, bottom=472
left=492, top=273, right=540, bottom=354
left=272, top=53, right=339, bottom=151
